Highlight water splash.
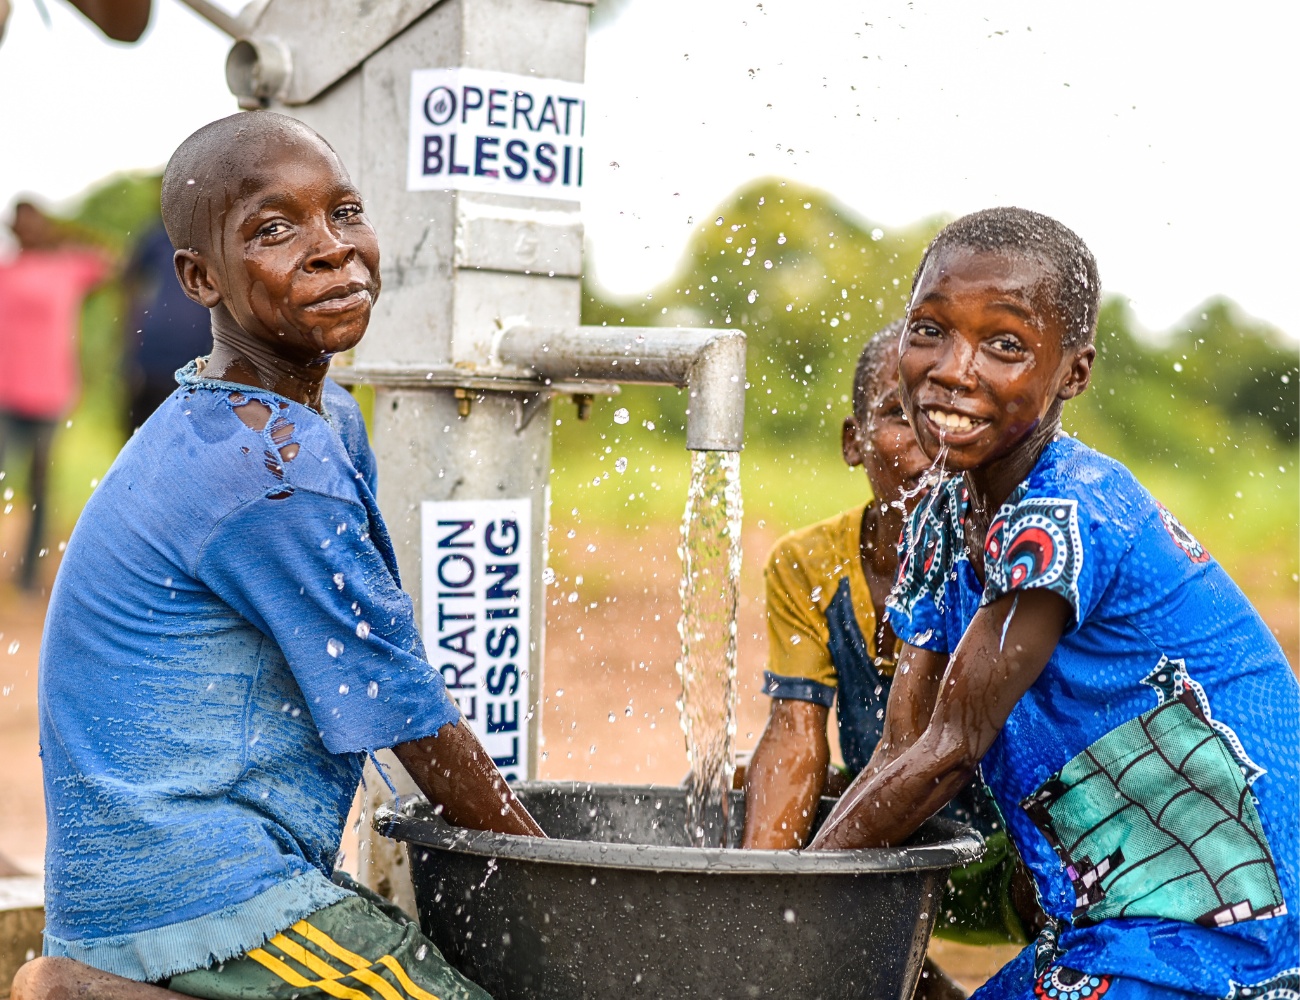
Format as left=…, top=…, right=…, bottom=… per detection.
left=677, top=450, right=743, bottom=847
left=887, top=444, right=950, bottom=516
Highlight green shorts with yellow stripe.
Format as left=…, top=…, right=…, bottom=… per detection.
left=166, top=875, right=491, bottom=1000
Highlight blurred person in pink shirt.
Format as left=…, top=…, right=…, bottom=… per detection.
left=0, top=200, right=108, bottom=592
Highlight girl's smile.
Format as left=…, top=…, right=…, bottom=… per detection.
left=899, top=245, right=1094, bottom=518
left=900, top=247, right=1092, bottom=470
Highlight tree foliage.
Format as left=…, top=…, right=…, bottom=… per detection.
left=584, top=177, right=939, bottom=439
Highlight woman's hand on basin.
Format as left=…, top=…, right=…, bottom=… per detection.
left=393, top=720, right=546, bottom=838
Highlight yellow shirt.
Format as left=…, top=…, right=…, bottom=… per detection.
left=762, top=504, right=898, bottom=771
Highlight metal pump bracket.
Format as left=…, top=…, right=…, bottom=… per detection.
left=493, top=325, right=746, bottom=451
left=331, top=362, right=619, bottom=433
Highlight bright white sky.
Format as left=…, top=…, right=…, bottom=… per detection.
left=2, top=0, right=1295, bottom=337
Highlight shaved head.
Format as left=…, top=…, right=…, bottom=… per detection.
left=161, top=111, right=336, bottom=255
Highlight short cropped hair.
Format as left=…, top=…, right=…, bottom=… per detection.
left=911, top=207, right=1100, bottom=349
left=851, top=319, right=906, bottom=423
left=160, top=111, right=331, bottom=253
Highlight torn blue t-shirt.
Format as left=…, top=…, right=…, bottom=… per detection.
left=887, top=435, right=1299, bottom=997
left=38, top=364, right=461, bottom=981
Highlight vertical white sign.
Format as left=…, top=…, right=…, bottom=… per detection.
left=421, top=499, right=531, bottom=781
left=407, top=67, right=585, bottom=199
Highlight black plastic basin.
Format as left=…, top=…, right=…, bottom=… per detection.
left=376, top=781, right=983, bottom=1000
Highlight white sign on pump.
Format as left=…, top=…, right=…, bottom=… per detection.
left=407, top=68, right=585, bottom=199
left=420, top=499, right=531, bottom=781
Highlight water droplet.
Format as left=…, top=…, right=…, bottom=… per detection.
left=613, top=408, right=630, bottom=424
left=367, top=680, right=379, bottom=698
left=416, top=945, right=428, bottom=961
left=784, top=908, right=796, bottom=923
left=327, top=638, right=344, bottom=658
left=338, top=683, right=350, bottom=695
left=614, top=457, right=628, bottom=473
left=333, top=572, right=345, bottom=590
left=871, top=227, right=884, bottom=241
left=6, top=641, right=18, bottom=655
left=356, top=621, right=371, bottom=639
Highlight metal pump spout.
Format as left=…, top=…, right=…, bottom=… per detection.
left=494, top=326, right=746, bottom=452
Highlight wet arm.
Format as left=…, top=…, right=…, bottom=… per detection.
left=862, top=643, right=949, bottom=778
left=393, top=722, right=545, bottom=838
left=741, top=699, right=830, bottom=849
left=810, top=589, right=1069, bottom=850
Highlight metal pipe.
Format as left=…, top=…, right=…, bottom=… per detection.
left=173, top=0, right=243, bottom=37
left=226, top=36, right=293, bottom=107
left=495, top=326, right=746, bottom=451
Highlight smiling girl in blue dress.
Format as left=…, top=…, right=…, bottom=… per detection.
left=811, top=208, right=1299, bottom=1000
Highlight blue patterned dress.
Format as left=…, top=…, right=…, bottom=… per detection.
left=887, top=435, right=1298, bottom=1000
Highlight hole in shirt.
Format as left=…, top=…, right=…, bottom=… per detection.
left=269, top=420, right=299, bottom=462
left=231, top=393, right=299, bottom=467
left=231, top=395, right=271, bottom=431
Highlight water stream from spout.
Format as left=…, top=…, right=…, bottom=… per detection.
left=677, top=450, right=743, bottom=848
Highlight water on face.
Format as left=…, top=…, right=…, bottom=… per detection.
left=677, top=450, right=743, bottom=847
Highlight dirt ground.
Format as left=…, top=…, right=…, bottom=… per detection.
left=1, top=513, right=1296, bottom=991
